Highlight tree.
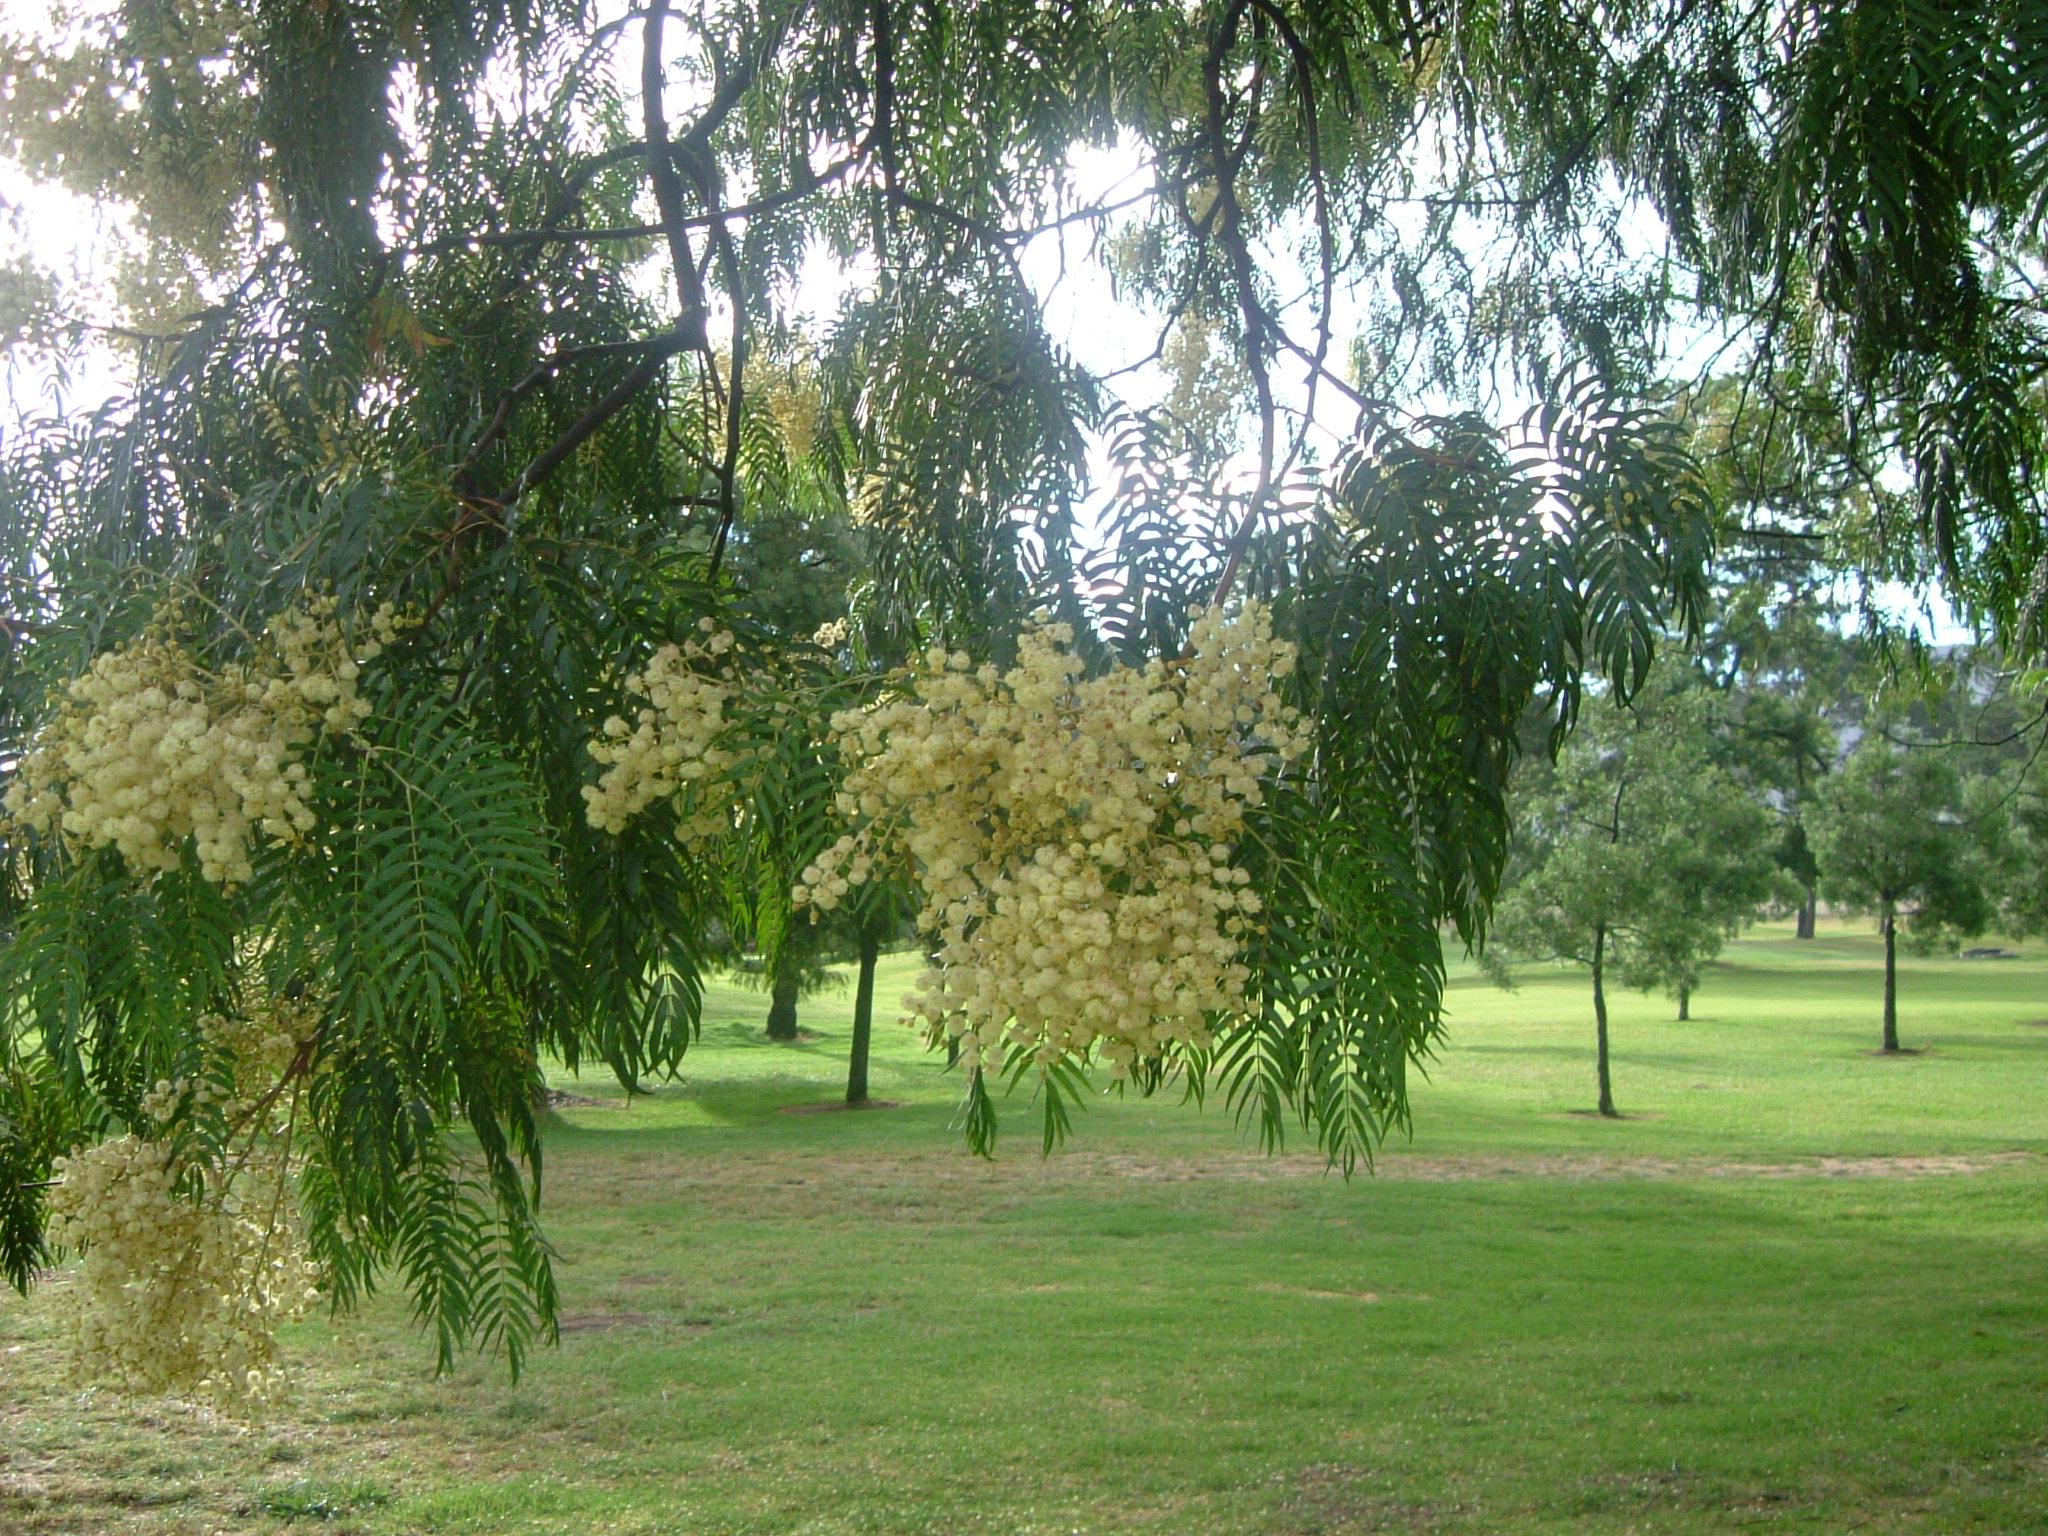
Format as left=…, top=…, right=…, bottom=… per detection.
left=1615, top=789, right=1792, bottom=1023
left=2, top=0, right=2038, bottom=1388
left=1681, top=377, right=1873, bottom=939
left=835, top=882, right=913, bottom=1108
left=1808, top=739, right=1998, bottom=1052
left=1989, top=727, right=2048, bottom=937
left=1486, top=670, right=1779, bottom=1112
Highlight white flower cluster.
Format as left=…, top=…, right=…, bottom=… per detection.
left=796, top=603, right=1305, bottom=1077
left=582, top=619, right=739, bottom=844
left=45, top=996, right=324, bottom=1408
left=6, top=597, right=397, bottom=886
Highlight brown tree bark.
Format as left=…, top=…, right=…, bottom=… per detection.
left=1593, top=922, right=1617, bottom=1117
left=847, top=927, right=879, bottom=1105
left=1882, top=899, right=1900, bottom=1053
left=765, top=948, right=801, bottom=1041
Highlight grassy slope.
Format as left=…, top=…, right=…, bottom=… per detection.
left=2, top=919, right=2044, bottom=1534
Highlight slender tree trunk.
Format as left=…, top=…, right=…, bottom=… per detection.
left=1593, top=922, right=1617, bottom=1117
left=1676, top=983, right=1691, bottom=1022
left=1795, top=757, right=1816, bottom=939
left=847, top=926, right=879, bottom=1105
left=1881, top=899, right=1899, bottom=1053
left=765, top=948, right=801, bottom=1041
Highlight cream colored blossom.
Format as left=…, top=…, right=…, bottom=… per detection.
left=582, top=621, right=740, bottom=846
left=45, top=992, right=325, bottom=1408
left=796, top=601, right=1304, bottom=1078
left=6, top=597, right=395, bottom=886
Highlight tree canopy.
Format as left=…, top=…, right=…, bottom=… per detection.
left=1485, top=666, right=1778, bottom=1110
left=1808, top=736, right=1997, bottom=1052
left=0, top=0, right=2041, bottom=1390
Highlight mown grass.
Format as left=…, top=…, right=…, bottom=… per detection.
left=3, top=918, right=2044, bottom=1534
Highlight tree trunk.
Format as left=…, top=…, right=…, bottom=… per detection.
left=847, top=927, right=879, bottom=1105
left=1881, top=900, right=1899, bottom=1053
left=1796, top=881, right=1817, bottom=940
left=1593, top=922, right=1617, bottom=1117
left=765, top=949, right=801, bottom=1041
left=1676, top=983, right=1691, bottom=1022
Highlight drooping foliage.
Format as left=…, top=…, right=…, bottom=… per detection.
left=0, top=0, right=2032, bottom=1378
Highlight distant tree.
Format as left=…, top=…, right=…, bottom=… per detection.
left=1486, top=670, right=1778, bottom=1112
left=1683, top=376, right=1873, bottom=939
left=1720, top=625, right=1864, bottom=940
left=1995, top=757, right=2048, bottom=938
left=1808, top=740, right=1997, bottom=1052
left=1616, top=786, right=1790, bottom=1021
left=755, top=923, right=831, bottom=1042
left=724, top=625, right=916, bottom=1108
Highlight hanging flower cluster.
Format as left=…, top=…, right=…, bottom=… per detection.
left=582, top=619, right=740, bottom=845
left=6, top=596, right=398, bottom=886
left=796, top=602, right=1305, bottom=1077
left=44, top=995, right=325, bottom=1407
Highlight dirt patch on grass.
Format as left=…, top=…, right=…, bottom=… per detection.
left=1787, top=1152, right=2034, bottom=1177
left=1279, top=1462, right=1446, bottom=1533
left=541, top=1087, right=613, bottom=1110
left=546, top=1145, right=2044, bottom=1223
left=555, top=1309, right=660, bottom=1333
left=956, top=1147, right=2043, bottom=1186
left=1256, top=1283, right=1386, bottom=1303
left=1398, top=1149, right=2035, bottom=1182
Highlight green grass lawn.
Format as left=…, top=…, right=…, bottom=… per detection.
left=4, top=919, right=2045, bottom=1534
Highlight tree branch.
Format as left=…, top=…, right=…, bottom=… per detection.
left=1203, top=0, right=1276, bottom=609
left=459, top=332, right=700, bottom=493
left=510, top=332, right=694, bottom=506
left=641, top=2, right=710, bottom=323
left=676, top=140, right=748, bottom=582
left=1249, top=0, right=1336, bottom=474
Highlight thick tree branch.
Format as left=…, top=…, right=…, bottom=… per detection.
left=641, top=3, right=710, bottom=323
left=1202, top=0, right=1276, bottom=609
left=510, top=333, right=694, bottom=507
left=870, top=0, right=900, bottom=203
left=459, top=331, right=701, bottom=493
left=676, top=140, right=748, bottom=581
left=422, top=156, right=863, bottom=256
left=1249, top=0, right=1336, bottom=473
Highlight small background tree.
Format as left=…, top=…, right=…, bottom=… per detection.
left=1994, top=748, right=2048, bottom=938
left=1683, top=375, right=1872, bottom=941
left=1808, top=739, right=1997, bottom=1052
left=1615, top=784, right=1793, bottom=1020
left=1486, top=666, right=1779, bottom=1113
